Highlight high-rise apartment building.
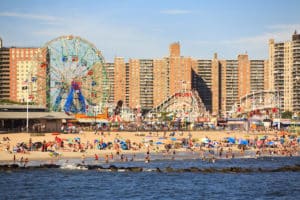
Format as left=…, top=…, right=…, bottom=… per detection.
left=153, top=58, right=169, bottom=107
left=211, top=54, right=220, bottom=115
left=269, top=31, right=300, bottom=112
left=104, top=62, right=114, bottom=104
left=192, top=59, right=213, bottom=112
left=292, top=32, right=300, bottom=112
left=250, top=60, right=266, bottom=92
left=191, top=53, right=267, bottom=116
left=128, top=59, right=140, bottom=109
left=113, top=57, right=126, bottom=105
left=0, top=42, right=10, bottom=100
left=9, top=47, right=47, bottom=105
left=127, top=58, right=155, bottom=110
left=238, top=54, right=251, bottom=98
left=169, top=42, right=192, bottom=95
left=139, top=59, right=154, bottom=110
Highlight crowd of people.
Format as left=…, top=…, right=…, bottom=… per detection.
left=0, top=130, right=299, bottom=165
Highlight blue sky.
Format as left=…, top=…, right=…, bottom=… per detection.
left=0, top=0, right=300, bottom=61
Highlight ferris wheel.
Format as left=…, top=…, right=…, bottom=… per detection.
left=30, top=35, right=109, bottom=114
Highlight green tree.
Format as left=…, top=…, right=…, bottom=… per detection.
left=281, top=111, right=293, bottom=119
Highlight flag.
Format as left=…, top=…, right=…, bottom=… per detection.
left=72, top=56, right=78, bottom=62
left=62, top=56, right=68, bottom=62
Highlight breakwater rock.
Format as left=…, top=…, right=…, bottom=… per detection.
left=1, top=164, right=300, bottom=173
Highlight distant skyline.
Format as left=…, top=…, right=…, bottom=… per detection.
left=1, top=0, right=300, bottom=62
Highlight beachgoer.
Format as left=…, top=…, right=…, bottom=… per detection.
left=105, top=154, right=109, bottom=163
left=81, top=154, right=85, bottom=164
left=145, top=155, right=150, bottom=163
left=29, top=138, right=32, bottom=151
left=94, top=154, right=99, bottom=161
left=24, top=158, right=29, bottom=166
left=172, top=150, right=176, bottom=160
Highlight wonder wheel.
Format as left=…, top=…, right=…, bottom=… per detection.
left=29, top=35, right=109, bottom=114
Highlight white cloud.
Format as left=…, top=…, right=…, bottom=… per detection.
left=0, top=11, right=61, bottom=21
left=267, top=23, right=300, bottom=31
left=160, top=9, right=191, bottom=15
left=222, top=23, right=300, bottom=45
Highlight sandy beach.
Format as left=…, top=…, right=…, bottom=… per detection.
left=0, top=130, right=296, bottom=163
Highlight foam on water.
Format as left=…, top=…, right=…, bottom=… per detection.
left=60, top=163, right=88, bottom=170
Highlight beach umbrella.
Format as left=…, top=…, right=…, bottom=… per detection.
left=170, top=137, right=177, bottom=141
left=201, top=138, right=210, bottom=144
left=256, top=140, right=264, bottom=147
left=156, top=141, right=164, bottom=145
left=239, top=140, right=248, bottom=145
left=68, top=138, right=73, bottom=144
left=227, top=137, right=235, bottom=144
left=259, top=136, right=266, bottom=140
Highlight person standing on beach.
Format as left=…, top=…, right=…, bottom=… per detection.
left=20, top=157, right=24, bottom=164
left=29, top=138, right=32, bottom=151
left=105, top=154, right=109, bottom=163
left=24, top=157, right=29, bottom=167
left=172, top=150, right=176, bottom=160
left=81, top=154, right=85, bottom=164
left=94, top=154, right=99, bottom=161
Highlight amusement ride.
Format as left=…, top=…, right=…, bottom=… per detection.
left=29, top=35, right=109, bottom=116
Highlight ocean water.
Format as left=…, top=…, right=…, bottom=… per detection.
left=0, top=157, right=300, bottom=200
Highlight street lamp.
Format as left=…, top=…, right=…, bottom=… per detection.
left=277, top=91, right=281, bottom=130
left=274, top=70, right=282, bottom=130
left=26, top=81, right=29, bottom=133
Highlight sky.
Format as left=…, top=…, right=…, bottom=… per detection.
left=0, top=0, right=300, bottom=62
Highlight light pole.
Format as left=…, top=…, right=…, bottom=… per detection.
left=26, top=81, right=29, bottom=133
left=277, top=91, right=281, bottom=130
